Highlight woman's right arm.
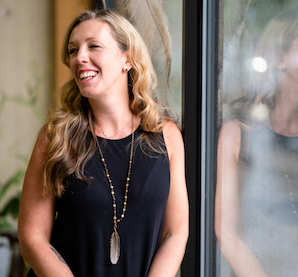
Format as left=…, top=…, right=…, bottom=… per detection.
left=215, top=121, right=268, bottom=277
left=18, top=129, right=74, bottom=277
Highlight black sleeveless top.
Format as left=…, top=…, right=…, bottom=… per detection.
left=28, top=126, right=170, bottom=277
left=235, top=126, right=298, bottom=276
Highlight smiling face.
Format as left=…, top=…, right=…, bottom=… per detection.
left=68, top=19, right=131, bottom=100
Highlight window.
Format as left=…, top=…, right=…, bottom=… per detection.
left=201, top=0, right=298, bottom=276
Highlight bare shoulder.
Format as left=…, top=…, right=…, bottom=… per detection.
left=218, top=119, right=243, bottom=162
left=162, top=121, right=184, bottom=160
left=26, top=127, right=51, bottom=166
left=35, top=127, right=50, bottom=153
left=220, top=120, right=242, bottom=137
left=23, top=127, right=50, bottom=186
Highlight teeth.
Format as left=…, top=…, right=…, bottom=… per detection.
left=79, top=71, right=97, bottom=80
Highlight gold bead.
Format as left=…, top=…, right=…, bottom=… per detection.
left=97, top=128, right=134, bottom=227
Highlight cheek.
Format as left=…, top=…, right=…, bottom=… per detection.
left=69, top=60, right=77, bottom=77
left=286, top=52, right=298, bottom=70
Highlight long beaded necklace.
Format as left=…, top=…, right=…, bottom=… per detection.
left=95, top=118, right=134, bottom=265
left=272, top=131, right=298, bottom=218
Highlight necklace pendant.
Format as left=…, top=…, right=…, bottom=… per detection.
left=110, top=227, right=120, bottom=264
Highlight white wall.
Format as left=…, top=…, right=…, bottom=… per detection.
left=0, top=0, right=54, bottom=226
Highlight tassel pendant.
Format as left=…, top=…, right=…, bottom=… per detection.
left=110, top=227, right=120, bottom=264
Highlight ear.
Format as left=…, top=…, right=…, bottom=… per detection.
left=276, top=60, right=286, bottom=72
left=123, top=61, right=132, bottom=72
left=123, top=52, right=133, bottom=72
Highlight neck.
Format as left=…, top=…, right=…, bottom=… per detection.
left=270, top=87, right=298, bottom=136
left=89, top=99, right=138, bottom=139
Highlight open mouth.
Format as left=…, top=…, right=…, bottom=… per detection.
left=79, top=71, right=98, bottom=81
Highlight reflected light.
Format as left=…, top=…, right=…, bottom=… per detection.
left=250, top=103, right=269, bottom=122
left=252, top=57, right=267, bottom=73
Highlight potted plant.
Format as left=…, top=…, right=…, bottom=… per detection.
left=0, top=169, right=25, bottom=277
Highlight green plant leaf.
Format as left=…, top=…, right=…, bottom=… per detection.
left=0, top=169, right=25, bottom=202
left=0, top=220, right=13, bottom=231
left=0, top=197, right=20, bottom=218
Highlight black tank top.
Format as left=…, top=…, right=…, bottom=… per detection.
left=28, top=126, right=170, bottom=277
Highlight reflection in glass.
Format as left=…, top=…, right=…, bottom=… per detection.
left=252, top=57, right=267, bottom=73
left=216, top=3, right=298, bottom=277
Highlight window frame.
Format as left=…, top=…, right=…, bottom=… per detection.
left=181, top=0, right=219, bottom=276
left=181, top=0, right=202, bottom=276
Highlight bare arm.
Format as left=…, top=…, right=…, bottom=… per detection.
left=215, top=121, right=268, bottom=277
left=147, top=121, right=189, bottom=277
left=18, top=129, right=74, bottom=277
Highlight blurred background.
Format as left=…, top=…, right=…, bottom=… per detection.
left=0, top=0, right=182, bottom=276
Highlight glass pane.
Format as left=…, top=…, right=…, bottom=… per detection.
left=106, top=0, right=182, bottom=122
left=164, top=0, right=183, bottom=121
left=216, top=1, right=298, bottom=276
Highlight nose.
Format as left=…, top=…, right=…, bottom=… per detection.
left=76, top=48, right=89, bottom=65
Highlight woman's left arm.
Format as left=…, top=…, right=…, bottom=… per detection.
left=148, top=121, right=189, bottom=277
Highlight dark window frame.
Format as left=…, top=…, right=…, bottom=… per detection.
left=181, top=0, right=219, bottom=276
left=181, top=0, right=201, bottom=276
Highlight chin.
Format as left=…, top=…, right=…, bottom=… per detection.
left=79, top=91, right=97, bottom=99
left=80, top=89, right=105, bottom=101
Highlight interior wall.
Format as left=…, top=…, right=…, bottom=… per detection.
left=0, top=0, right=54, bottom=213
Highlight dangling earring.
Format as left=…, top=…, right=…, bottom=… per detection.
left=277, top=61, right=287, bottom=72
left=280, top=66, right=287, bottom=72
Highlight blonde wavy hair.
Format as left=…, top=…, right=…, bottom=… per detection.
left=43, top=9, right=173, bottom=197
left=224, top=9, right=298, bottom=126
left=254, top=9, right=298, bottom=109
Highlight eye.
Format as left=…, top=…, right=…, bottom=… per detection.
left=68, top=48, right=77, bottom=55
left=90, top=44, right=100, bottom=49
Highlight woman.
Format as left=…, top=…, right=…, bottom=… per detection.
left=215, top=9, right=298, bottom=277
left=18, top=9, right=188, bottom=277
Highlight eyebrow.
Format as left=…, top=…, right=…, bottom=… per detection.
left=68, top=37, right=100, bottom=47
